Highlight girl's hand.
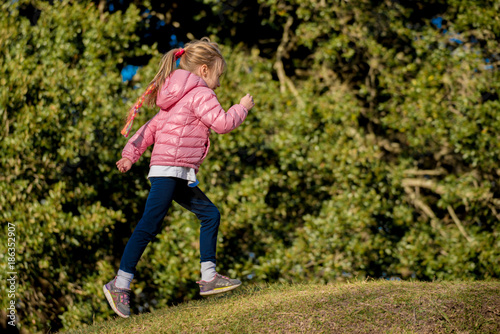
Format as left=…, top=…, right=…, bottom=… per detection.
left=116, top=158, right=133, bottom=173
left=240, top=94, right=255, bottom=111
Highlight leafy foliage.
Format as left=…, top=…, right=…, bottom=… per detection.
left=0, top=0, right=153, bottom=331
left=0, top=0, right=498, bottom=332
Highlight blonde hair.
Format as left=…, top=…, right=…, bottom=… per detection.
left=146, top=37, right=226, bottom=107
left=121, top=37, right=226, bottom=137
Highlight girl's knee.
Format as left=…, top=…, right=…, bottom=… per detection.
left=211, top=208, right=221, bottom=224
left=205, top=206, right=220, bottom=226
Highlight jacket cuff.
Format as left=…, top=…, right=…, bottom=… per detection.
left=122, top=150, right=138, bottom=164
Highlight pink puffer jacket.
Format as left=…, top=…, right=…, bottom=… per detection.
left=122, top=69, right=248, bottom=172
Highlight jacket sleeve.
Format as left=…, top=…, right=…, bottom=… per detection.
left=121, top=113, right=158, bottom=164
left=193, top=89, right=248, bottom=134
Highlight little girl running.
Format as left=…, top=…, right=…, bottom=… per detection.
left=104, top=37, right=254, bottom=318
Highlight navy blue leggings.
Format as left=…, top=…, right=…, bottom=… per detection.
left=119, top=177, right=220, bottom=275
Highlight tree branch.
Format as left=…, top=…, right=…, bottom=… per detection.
left=404, top=186, right=447, bottom=237
left=403, top=168, right=448, bottom=176
left=98, top=0, right=106, bottom=21
left=274, top=16, right=305, bottom=109
left=446, top=206, right=473, bottom=243
left=402, top=177, right=500, bottom=208
left=402, top=178, right=446, bottom=195
left=488, top=204, right=500, bottom=221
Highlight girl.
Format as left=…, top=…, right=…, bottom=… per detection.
left=104, top=38, right=255, bottom=318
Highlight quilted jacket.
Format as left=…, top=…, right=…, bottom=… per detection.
left=122, top=69, right=248, bottom=172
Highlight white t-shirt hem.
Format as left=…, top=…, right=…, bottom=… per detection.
left=148, top=166, right=199, bottom=187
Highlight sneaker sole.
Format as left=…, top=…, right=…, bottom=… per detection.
left=103, top=285, right=130, bottom=318
left=200, top=283, right=241, bottom=296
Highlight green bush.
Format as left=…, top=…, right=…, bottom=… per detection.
left=0, top=1, right=153, bottom=331
left=0, top=0, right=498, bottom=332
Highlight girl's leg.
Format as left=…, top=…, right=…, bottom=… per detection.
left=173, top=185, right=220, bottom=265
left=173, top=183, right=242, bottom=295
left=119, top=177, right=178, bottom=275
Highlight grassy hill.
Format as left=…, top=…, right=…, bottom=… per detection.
left=67, top=280, right=499, bottom=333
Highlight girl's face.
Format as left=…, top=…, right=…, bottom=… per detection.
left=198, top=64, right=222, bottom=90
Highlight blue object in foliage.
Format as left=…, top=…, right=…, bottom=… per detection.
left=431, top=17, right=443, bottom=29
left=484, top=58, right=493, bottom=70
left=156, top=20, right=166, bottom=29
left=121, top=65, right=139, bottom=82
left=170, top=34, right=185, bottom=48
left=170, top=34, right=178, bottom=48
left=449, top=33, right=463, bottom=44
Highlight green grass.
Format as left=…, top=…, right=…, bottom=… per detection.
left=67, top=280, right=499, bottom=333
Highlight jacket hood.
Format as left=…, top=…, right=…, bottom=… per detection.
left=156, top=69, right=207, bottom=110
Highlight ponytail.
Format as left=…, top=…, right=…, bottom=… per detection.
left=120, top=48, right=181, bottom=137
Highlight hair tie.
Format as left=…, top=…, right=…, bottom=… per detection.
left=174, top=48, right=185, bottom=61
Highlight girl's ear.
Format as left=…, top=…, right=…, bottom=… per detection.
left=199, top=64, right=209, bottom=77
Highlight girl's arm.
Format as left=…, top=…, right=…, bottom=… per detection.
left=121, top=113, right=158, bottom=164
left=193, top=90, right=250, bottom=134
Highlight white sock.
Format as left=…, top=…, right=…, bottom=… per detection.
left=201, top=261, right=216, bottom=281
left=115, top=269, right=134, bottom=289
